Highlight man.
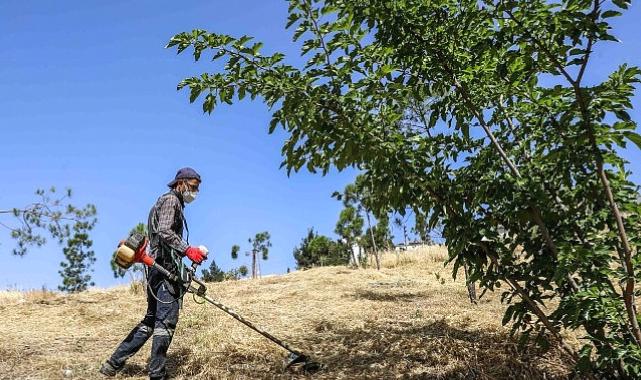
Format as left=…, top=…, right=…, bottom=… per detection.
left=100, top=167, right=209, bottom=380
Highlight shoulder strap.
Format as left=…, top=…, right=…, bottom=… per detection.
left=183, top=217, right=189, bottom=244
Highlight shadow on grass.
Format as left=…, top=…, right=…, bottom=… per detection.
left=296, top=319, right=573, bottom=380
left=166, top=345, right=195, bottom=376
left=116, top=346, right=195, bottom=378
left=353, top=289, right=425, bottom=302
left=124, top=321, right=572, bottom=379
left=168, top=344, right=280, bottom=379
left=120, top=362, right=147, bottom=377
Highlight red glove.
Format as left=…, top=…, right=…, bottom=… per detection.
left=185, top=246, right=207, bottom=264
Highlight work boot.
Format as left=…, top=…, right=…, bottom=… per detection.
left=99, top=361, right=121, bottom=377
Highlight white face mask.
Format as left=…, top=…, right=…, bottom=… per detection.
left=183, top=191, right=198, bottom=203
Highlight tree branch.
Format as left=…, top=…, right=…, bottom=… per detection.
left=502, top=7, right=576, bottom=87
left=576, top=0, right=600, bottom=86
left=304, top=0, right=333, bottom=67
left=436, top=52, right=581, bottom=291
left=504, top=0, right=641, bottom=346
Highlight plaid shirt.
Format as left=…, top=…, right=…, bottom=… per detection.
left=147, top=190, right=188, bottom=275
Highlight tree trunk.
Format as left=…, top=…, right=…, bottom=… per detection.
left=396, top=224, right=407, bottom=265
left=373, top=250, right=380, bottom=270
left=463, top=263, right=477, bottom=304
left=252, top=250, right=257, bottom=279
left=403, top=224, right=408, bottom=246
left=349, top=240, right=360, bottom=268
left=257, top=255, right=261, bottom=279
left=365, top=210, right=380, bottom=270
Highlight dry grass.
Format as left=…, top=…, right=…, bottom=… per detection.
left=0, top=247, right=574, bottom=379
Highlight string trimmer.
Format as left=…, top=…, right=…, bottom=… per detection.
left=114, top=232, right=321, bottom=373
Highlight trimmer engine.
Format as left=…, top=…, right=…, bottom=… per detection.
left=114, top=232, right=148, bottom=269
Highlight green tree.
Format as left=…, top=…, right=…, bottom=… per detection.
left=293, top=228, right=348, bottom=269
left=249, top=231, right=271, bottom=278
left=334, top=175, right=385, bottom=269
left=201, top=259, right=226, bottom=282
left=58, top=211, right=98, bottom=292
left=393, top=213, right=410, bottom=247
left=227, top=244, right=250, bottom=280
left=231, top=231, right=272, bottom=278
left=334, top=206, right=364, bottom=268
left=169, top=0, right=641, bottom=375
left=0, top=187, right=98, bottom=291
left=362, top=213, right=394, bottom=254
left=223, top=265, right=249, bottom=281
left=230, top=244, right=240, bottom=259
left=310, top=235, right=347, bottom=266
left=224, top=264, right=249, bottom=280
left=412, top=211, right=435, bottom=245
left=1, top=187, right=97, bottom=257
left=202, top=255, right=249, bottom=282
left=293, top=228, right=318, bottom=269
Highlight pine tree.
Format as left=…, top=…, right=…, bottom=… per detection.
left=1, top=187, right=97, bottom=258
left=58, top=220, right=96, bottom=292
left=335, top=206, right=364, bottom=268
left=201, top=259, right=226, bottom=282
left=293, top=228, right=348, bottom=269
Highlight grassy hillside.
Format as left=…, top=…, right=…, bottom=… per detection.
left=0, top=247, right=573, bottom=379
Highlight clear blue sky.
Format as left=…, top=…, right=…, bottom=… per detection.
left=1, top=1, right=639, bottom=290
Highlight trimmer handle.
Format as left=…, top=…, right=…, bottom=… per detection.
left=187, top=245, right=208, bottom=276
left=186, top=258, right=207, bottom=297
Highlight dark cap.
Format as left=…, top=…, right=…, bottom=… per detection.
left=167, top=167, right=201, bottom=187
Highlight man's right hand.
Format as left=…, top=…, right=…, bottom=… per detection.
left=185, top=246, right=207, bottom=264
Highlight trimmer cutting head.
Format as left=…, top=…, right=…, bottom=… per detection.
left=284, top=352, right=322, bottom=374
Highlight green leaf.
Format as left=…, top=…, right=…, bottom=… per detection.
left=601, top=10, right=622, bottom=18
left=189, top=86, right=202, bottom=103
left=612, top=0, right=630, bottom=9
left=252, top=42, right=264, bottom=56
left=202, top=93, right=216, bottom=114
left=615, top=110, right=631, bottom=121
left=237, top=35, right=252, bottom=47
left=623, top=131, right=641, bottom=150
left=269, top=118, right=278, bottom=134
left=380, top=64, right=394, bottom=75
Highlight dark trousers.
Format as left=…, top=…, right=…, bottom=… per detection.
left=107, top=267, right=181, bottom=379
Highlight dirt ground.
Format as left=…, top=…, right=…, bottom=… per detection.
left=0, top=248, right=574, bottom=379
